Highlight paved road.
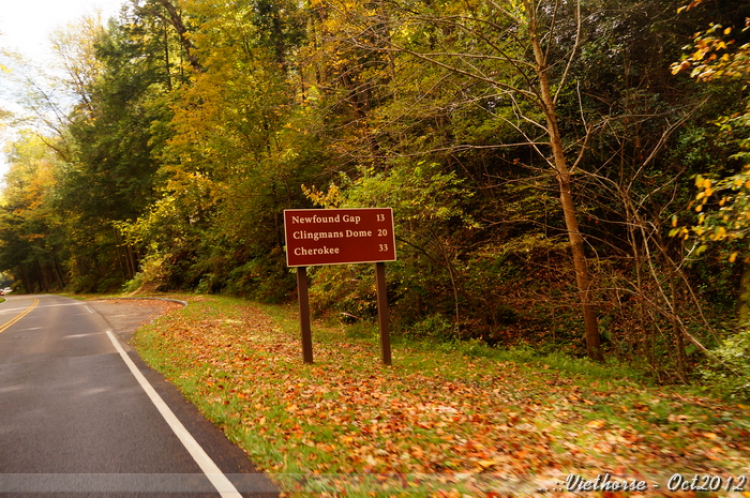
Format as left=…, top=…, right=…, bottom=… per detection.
left=0, top=295, right=277, bottom=497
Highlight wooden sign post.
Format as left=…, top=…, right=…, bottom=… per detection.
left=284, top=208, right=397, bottom=365
left=375, top=261, right=391, bottom=365
left=296, top=267, right=314, bottom=364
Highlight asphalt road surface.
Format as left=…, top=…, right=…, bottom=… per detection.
left=0, top=295, right=277, bottom=497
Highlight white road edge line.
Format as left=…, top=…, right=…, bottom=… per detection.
left=85, top=305, right=95, bottom=314
left=105, top=330, right=242, bottom=498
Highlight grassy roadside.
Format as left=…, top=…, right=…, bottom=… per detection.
left=131, top=295, right=750, bottom=497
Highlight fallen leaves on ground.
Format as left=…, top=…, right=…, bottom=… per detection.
left=133, top=297, right=750, bottom=497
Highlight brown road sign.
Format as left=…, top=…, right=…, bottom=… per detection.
left=284, top=208, right=397, bottom=267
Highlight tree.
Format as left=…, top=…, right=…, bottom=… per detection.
left=118, top=0, right=321, bottom=298
left=54, top=11, right=176, bottom=290
left=0, top=132, right=67, bottom=292
left=50, top=12, right=107, bottom=114
left=316, top=0, right=604, bottom=359
left=133, top=0, right=202, bottom=72
left=672, top=1, right=750, bottom=324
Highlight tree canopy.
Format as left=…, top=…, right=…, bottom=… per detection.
left=1, top=0, right=749, bottom=377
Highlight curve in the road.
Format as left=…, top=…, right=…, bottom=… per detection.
left=0, top=298, right=39, bottom=334
left=0, top=295, right=277, bottom=497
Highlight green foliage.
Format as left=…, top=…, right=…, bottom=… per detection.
left=0, top=132, right=68, bottom=292
left=307, top=161, right=477, bottom=330
left=670, top=0, right=750, bottom=257
left=5, top=0, right=750, bottom=381
left=122, top=274, right=145, bottom=294
left=404, top=313, right=455, bottom=340
left=700, top=329, right=750, bottom=400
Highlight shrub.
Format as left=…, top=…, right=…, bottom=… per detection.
left=700, top=329, right=750, bottom=400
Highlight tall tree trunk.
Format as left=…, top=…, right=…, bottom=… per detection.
left=163, top=19, right=173, bottom=91
left=154, top=0, right=201, bottom=72
left=528, top=1, right=602, bottom=361
left=114, top=228, right=127, bottom=280
left=738, top=262, right=750, bottom=327
left=36, top=261, right=49, bottom=292
left=54, top=259, right=66, bottom=288
left=19, top=263, right=30, bottom=293
left=127, top=244, right=138, bottom=278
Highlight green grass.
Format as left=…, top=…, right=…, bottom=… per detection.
left=128, top=294, right=750, bottom=497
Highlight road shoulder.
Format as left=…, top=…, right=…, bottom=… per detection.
left=87, top=298, right=184, bottom=348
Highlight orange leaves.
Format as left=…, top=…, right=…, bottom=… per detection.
left=672, top=59, right=692, bottom=75
left=586, top=419, right=607, bottom=430
left=676, top=0, right=706, bottom=13
left=672, top=17, right=747, bottom=84
left=286, top=403, right=300, bottom=413
left=134, top=298, right=750, bottom=496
